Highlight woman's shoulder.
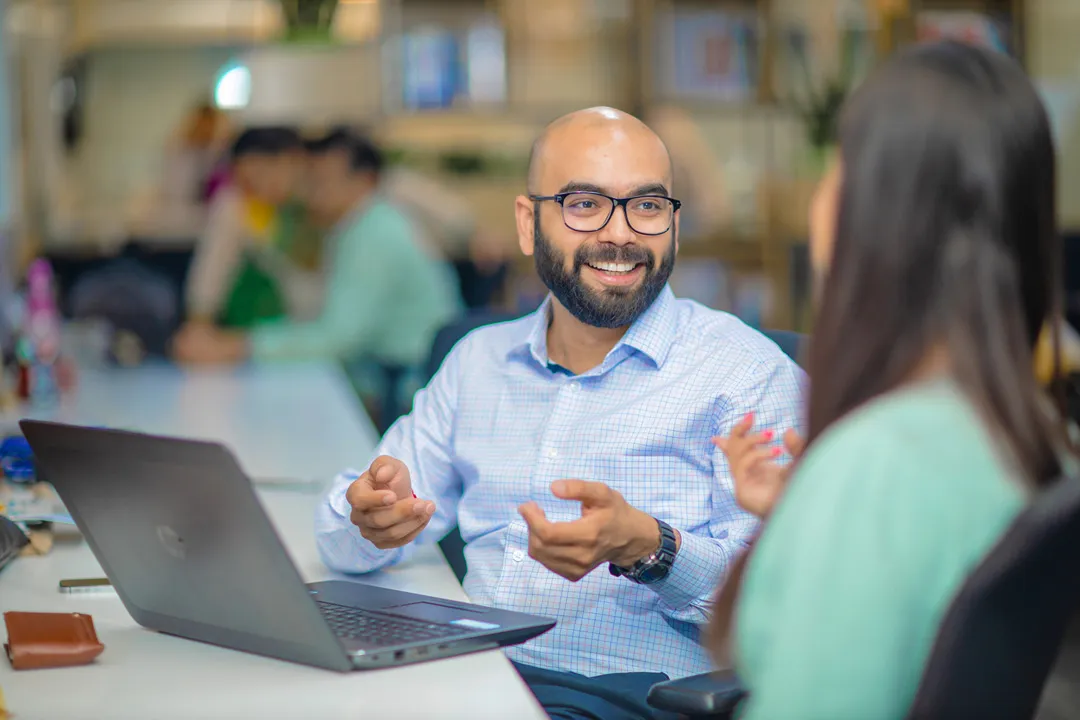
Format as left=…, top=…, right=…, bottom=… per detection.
left=791, top=380, right=1024, bottom=513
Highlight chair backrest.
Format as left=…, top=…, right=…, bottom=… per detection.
left=760, top=328, right=805, bottom=368
left=424, top=310, right=520, bottom=381
left=69, top=258, right=180, bottom=358
left=906, top=474, right=1080, bottom=719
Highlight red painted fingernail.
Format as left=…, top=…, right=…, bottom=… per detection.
left=762, top=430, right=774, bottom=441
left=771, top=447, right=782, bottom=458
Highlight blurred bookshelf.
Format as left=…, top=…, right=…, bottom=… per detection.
left=878, top=0, right=1026, bottom=64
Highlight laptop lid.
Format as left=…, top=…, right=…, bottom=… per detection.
left=20, top=420, right=353, bottom=672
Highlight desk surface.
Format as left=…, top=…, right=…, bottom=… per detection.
left=0, top=363, right=545, bottom=720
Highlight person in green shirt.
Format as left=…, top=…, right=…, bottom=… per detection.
left=711, top=41, right=1074, bottom=719
left=182, top=126, right=313, bottom=330
left=173, top=129, right=462, bottom=389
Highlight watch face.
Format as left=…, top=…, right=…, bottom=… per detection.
left=637, top=563, right=670, bottom=585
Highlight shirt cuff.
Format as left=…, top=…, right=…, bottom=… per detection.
left=648, top=529, right=730, bottom=614
left=327, top=472, right=357, bottom=517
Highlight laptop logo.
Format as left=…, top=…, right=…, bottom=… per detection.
left=156, top=525, right=186, bottom=559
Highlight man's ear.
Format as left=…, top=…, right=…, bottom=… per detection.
left=673, top=209, right=680, bottom=256
left=515, top=195, right=536, bottom=257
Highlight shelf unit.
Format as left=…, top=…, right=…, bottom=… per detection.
left=878, top=0, right=1026, bottom=65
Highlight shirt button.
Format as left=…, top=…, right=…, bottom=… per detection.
left=544, top=448, right=558, bottom=460
left=569, top=381, right=580, bottom=392
left=512, top=550, right=525, bottom=562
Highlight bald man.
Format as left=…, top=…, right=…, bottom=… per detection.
left=316, top=108, right=804, bottom=718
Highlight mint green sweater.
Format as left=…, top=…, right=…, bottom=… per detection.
left=736, top=380, right=1026, bottom=719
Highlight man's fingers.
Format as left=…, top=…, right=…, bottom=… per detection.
left=345, top=475, right=395, bottom=511
left=363, top=498, right=435, bottom=530
left=363, top=515, right=430, bottom=548
left=373, top=514, right=429, bottom=543
left=518, top=501, right=549, bottom=531
left=369, top=456, right=407, bottom=487
left=551, top=479, right=613, bottom=507
left=519, top=501, right=586, bottom=546
left=783, top=429, right=806, bottom=457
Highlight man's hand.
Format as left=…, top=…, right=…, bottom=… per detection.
left=518, top=480, right=673, bottom=582
left=713, top=412, right=805, bottom=519
left=345, top=456, right=435, bottom=549
left=171, top=322, right=249, bottom=365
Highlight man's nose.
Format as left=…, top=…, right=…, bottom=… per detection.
left=598, top=203, right=635, bottom=245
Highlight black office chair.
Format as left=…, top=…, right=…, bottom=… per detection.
left=759, top=329, right=804, bottom=368
left=373, top=309, right=523, bottom=434
left=647, top=473, right=1080, bottom=719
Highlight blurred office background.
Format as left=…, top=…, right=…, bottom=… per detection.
left=1, top=0, right=1073, bottom=333
left=1, top=3, right=1080, bottom=715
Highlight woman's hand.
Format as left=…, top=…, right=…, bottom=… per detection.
left=713, top=413, right=805, bottom=518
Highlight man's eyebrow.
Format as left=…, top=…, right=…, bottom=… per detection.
left=556, top=181, right=607, bottom=194
left=554, top=181, right=671, bottom=196
left=629, top=183, right=670, bottom=197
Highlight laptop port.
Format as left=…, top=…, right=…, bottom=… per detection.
left=394, top=650, right=405, bottom=661
left=417, top=647, right=428, bottom=656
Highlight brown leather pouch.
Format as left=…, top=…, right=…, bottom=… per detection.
left=3, top=611, right=105, bottom=670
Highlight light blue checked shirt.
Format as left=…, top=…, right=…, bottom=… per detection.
left=316, top=286, right=805, bottom=678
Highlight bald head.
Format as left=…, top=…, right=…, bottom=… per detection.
left=527, top=107, right=673, bottom=193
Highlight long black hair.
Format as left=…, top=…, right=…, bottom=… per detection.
left=806, top=41, right=1064, bottom=486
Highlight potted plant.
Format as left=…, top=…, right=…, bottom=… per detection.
left=789, top=25, right=866, bottom=173
left=278, top=0, right=339, bottom=43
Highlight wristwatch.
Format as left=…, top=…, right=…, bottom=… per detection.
left=608, top=518, right=677, bottom=585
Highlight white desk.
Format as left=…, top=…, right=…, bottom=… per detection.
left=0, top=363, right=546, bottom=720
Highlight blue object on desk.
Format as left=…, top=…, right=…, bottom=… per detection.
left=0, top=435, right=35, bottom=484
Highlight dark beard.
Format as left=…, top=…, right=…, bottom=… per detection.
left=533, top=215, right=676, bottom=329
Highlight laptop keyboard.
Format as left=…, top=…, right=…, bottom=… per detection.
left=316, top=601, right=471, bottom=648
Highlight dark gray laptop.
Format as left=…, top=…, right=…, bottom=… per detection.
left=21, top=420, right=555, bottom=672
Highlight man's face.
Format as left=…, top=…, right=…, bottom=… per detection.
left=532, top=213, right=676, bottom=329
left=517, top=120, right=679, bottom=329
left=234, top=152, right=301, bottom=205
left=303, top=150, right=360, bottom=226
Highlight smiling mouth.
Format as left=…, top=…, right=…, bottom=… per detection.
left=585, top=261, right=642, bottom=275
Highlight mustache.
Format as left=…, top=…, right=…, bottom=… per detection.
left=573, top=244, right=655, bottom=272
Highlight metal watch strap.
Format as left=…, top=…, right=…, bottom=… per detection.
left=608, top=518, right=677, bottom=585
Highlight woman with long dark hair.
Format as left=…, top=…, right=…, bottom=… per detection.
left=712, top=40, right=1071, bottom=718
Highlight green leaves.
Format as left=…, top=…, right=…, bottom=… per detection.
left=789, top=25, right=866, bottom=149
left=278, top=0, right=339, bottom=33
left=795, top=78, right=847, bottom=148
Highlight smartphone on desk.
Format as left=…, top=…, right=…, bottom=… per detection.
left=58, top=577, right=114, bottom=595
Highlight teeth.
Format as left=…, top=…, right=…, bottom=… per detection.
left=591, top=262, right=636, bottom=273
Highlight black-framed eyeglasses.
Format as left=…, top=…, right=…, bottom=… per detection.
left=529, top=192, right=681, bottom=236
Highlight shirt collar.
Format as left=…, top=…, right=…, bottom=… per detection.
left=510, top=285, right=679, bottom=372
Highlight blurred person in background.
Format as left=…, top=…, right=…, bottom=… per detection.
left=172, top=128, right=461, bottom=412
left=178, top=126, right=319, bottom=332
left=126, top=100, right=232, bottom=241
left=710, top=41, right=1072, bottom=719
left=335, top=125, right=511, bottom=307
